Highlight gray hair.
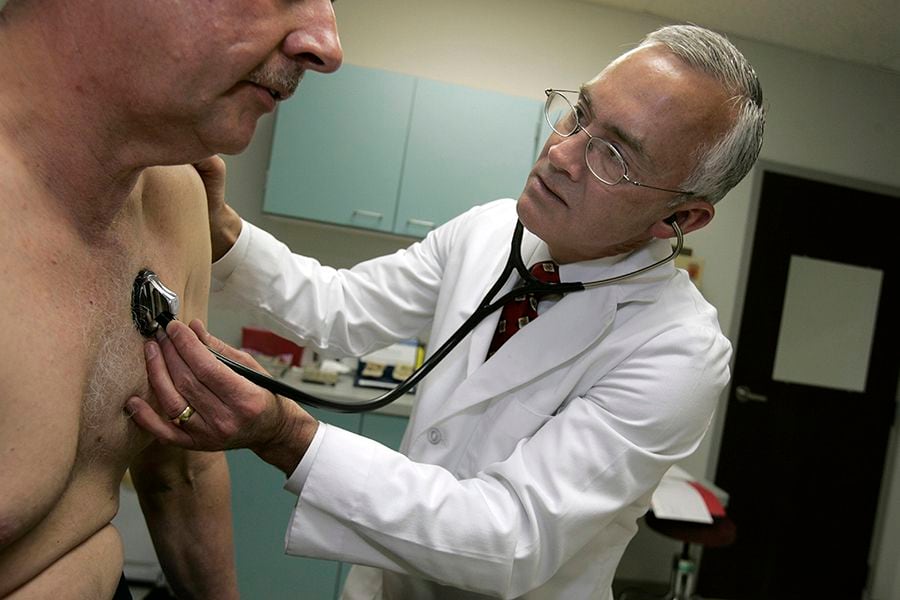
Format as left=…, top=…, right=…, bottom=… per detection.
left=639, top=25, right=766, bottom=205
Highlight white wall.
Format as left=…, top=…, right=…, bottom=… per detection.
left=214, top=0, right=900, bottom=592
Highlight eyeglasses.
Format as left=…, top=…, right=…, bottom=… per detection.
left=543, top=89, right=694, bottom=196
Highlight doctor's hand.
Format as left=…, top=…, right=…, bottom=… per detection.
left=192, top=155, right=244, bottom=262
left=126, top=319, right=318, bottom=475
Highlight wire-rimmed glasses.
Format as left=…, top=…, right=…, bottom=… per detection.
left=544, top=89, right=694, bottom=196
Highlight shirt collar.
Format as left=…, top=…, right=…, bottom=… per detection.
left=520, top=226, right=675, bottom=285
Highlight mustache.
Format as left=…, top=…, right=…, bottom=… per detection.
left=248, top=63, right=304, bottom=99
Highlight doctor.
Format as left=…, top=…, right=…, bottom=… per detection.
left=128, top=24, right=764, bottom=600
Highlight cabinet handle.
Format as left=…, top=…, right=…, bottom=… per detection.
left=352, top=209, right=383, bottom=220
left=406, top=218, right=435, bottom=230
left=735, top=385, right=768, bottom=403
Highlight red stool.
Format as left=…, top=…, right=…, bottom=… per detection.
left=620, top=512, right=736, bottom=600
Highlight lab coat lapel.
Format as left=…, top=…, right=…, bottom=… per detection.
left=433, top=239, right=674, bottom=423
left=448, top=284, right=618, bottom=416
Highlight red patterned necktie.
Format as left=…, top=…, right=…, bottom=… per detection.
left=486, top=261, right=560, bottom=360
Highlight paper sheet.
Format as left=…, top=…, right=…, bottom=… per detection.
left=651, top=476, right=713, bottom=524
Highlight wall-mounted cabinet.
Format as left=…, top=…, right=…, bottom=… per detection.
left=264, top=65, right=543, bottom=237
left=264, top=65, right=415, bottom=233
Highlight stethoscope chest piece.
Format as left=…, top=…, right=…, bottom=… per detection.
left=131, top=269, right=180, bottom=337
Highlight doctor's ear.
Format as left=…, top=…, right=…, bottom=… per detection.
left=651, top=200, right=715, bottom=239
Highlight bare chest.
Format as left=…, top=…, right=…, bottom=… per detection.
left=3, top=161, right=210, bottom=467
left=8, top=221, right=185, bottom=466
left=79, top=255, right=163, bottom=459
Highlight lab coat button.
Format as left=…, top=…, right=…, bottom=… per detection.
left=427, top=428, right=442, bottom=444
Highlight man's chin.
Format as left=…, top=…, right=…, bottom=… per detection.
left=217, top=139, right=252, bottom=155
left=212, top=126, right=257, bottom=156
left=515, top=193, right=547, bottom=231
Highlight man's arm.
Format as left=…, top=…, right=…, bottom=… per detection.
left=129, top=164, right=239, bottom=599
left=129, top=446, right=238, bottom=600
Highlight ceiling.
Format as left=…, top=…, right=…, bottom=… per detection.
left=575, top=0, right=900, bottom=74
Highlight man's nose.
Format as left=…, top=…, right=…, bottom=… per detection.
left=282, top=0, right=343, bottom=73
left=547, top=130, right=588, bottom=181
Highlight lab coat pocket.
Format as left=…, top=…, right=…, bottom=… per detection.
left=498, top=398, right=555, bottom=441
left=457, top=395, right=556, bottom=475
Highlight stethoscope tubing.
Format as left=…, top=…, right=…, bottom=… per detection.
left=201, top=219, right=682, bottom=413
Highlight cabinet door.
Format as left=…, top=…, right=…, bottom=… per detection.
left=228, top=450, right=340, bottom=600
left=359, top=413, right=409, bottom=450
left=228, top=411, right=361, bottom=600
left=263, top=65, right=415, bottom=232
left=394, top=79, right=542, bottom=237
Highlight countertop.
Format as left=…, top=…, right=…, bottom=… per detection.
left=278, top=367, right=414, bottom=418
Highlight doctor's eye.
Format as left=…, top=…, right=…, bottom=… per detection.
left=574, top=103, right=587, bottom=123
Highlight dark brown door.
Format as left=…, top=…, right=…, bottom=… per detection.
left=697, top=170, right=899, bottom=599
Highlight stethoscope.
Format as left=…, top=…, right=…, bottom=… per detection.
left=132, top=217, right=682, bottom=413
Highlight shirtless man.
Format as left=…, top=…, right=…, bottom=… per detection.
left=0, top=1, right=342, bottom=597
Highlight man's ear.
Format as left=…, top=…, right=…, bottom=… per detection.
left=650, top=199, right=715, bottom=239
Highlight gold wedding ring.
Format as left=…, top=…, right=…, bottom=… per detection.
left=174, top=404, right=195, bottom=425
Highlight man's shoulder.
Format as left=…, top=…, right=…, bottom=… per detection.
left=139, top=165, right=209, bottom=231
left=141, top=164, right=204, bottom=202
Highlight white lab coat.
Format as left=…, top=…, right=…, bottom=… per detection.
left=211, top=199, right=731, bottom=599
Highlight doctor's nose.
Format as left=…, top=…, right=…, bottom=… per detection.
left=283, top=0, right=344, bottom=74
left=546, top=130, right=589, bottom=182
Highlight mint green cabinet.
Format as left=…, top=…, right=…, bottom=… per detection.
left=228, top=409, right=361, bottom=600
left=359, top=413, right=409, bottom=451
left=264, top=65, right=416, bottom=233
left=393, top=79, right=543, bottom=237
left=264, top=65, right=542, bottom=237
left=228, top=449, right=341, bottom=600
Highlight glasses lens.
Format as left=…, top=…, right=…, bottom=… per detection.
left=586, top=138, right=625, bottom=185
left=545, top=92, right=578, bottom=136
